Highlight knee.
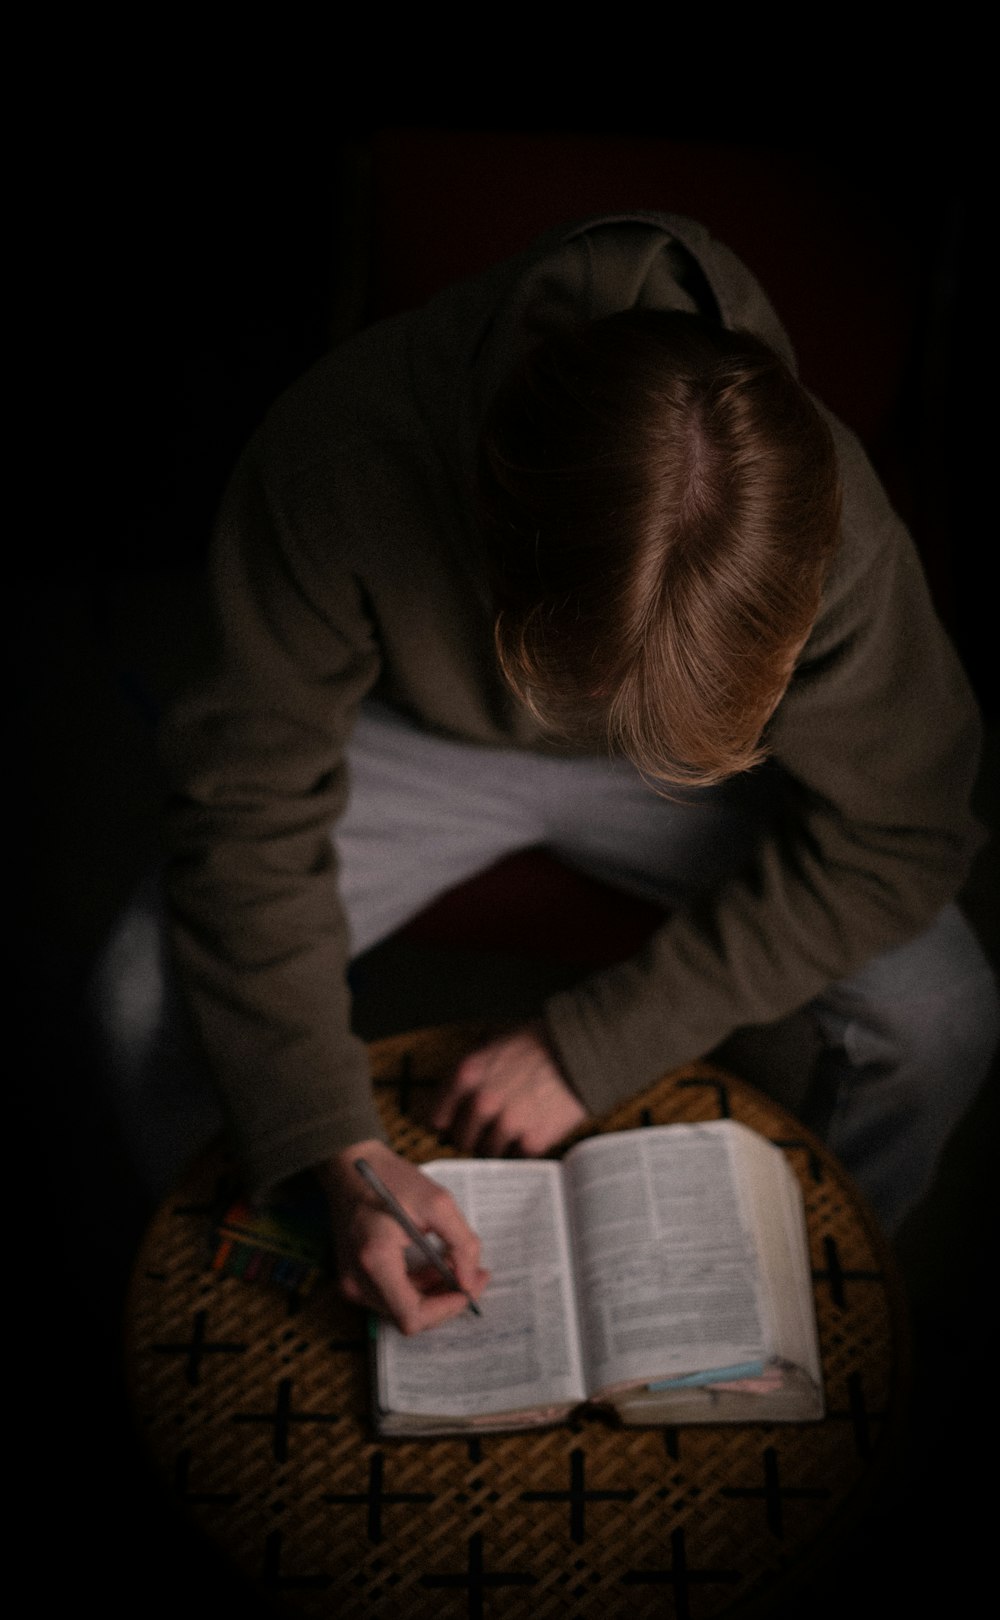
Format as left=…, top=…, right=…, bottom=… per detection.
left=815, top=905, right=999, bottom=1116
left=88, top=870, right=173, bottom=1071
left=807, top=909, right=997, bottom=1229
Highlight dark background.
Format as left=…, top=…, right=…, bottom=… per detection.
left=15, top=51, right=995, bottom=1619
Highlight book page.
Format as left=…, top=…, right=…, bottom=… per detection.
left=377, top=1160, right=587, bottom=1419
left=564, top=1123, right=770, bottom=1395
left=725, top=1125, right=822, bottom=1390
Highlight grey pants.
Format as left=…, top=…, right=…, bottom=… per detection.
left=94, top=703, right=998, bottom=1231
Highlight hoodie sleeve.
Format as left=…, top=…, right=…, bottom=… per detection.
left=160, top=434, right=386, bottom=1196
left=542, top=418, right=986, bottom=1114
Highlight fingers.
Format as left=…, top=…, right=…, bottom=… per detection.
left=446, top=1085, right=523, bottom=1158
left=428, top=1049, right=485, bottom=1139
left=345, top=1212, right=486, bottom=1333
left=416, top=1179, right=484, bottom=1295
left=429, top=1039, right=533, bottom=1152
left=324, top=1143, right=488, bottom=1334
left=430, top=1027, right=589, bottom=1159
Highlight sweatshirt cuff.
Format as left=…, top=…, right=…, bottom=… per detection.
left=542, top=961, right=704, bottom=1119
left=240, top=1099, right=389, bottom=1203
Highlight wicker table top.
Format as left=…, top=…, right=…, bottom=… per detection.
left=127, top=1024, right=907, bottom=1619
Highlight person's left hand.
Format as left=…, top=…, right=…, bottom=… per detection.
left=428, top=1023, right=588, bottom=1157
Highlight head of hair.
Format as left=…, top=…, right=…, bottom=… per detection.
left=478, top=308, right=842, bottom=787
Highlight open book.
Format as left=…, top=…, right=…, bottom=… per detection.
left=374, top=1121, right=823, bottom=1434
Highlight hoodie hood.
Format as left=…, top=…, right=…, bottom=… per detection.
left=404, top=212, right=799, bottom=486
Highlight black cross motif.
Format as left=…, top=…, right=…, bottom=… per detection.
left=676, top=1075, right=731, bottom=1117
left=420, top=1530, right=535, bottom=1617
left=622, top=1527, right=739, bottom=1620
left=261, top=1529, right=331, bottom=1592
left=825, top=1370, right=886, bottom=1460
left=720, top=1445, right=829, bottom=1536
left=520, top=1447, right=636, bottom=1543
left=232, top=1376, right=340, bottom=1462
left=812, top=1234, right=882, bottom=1309
left=374, top=1051, right=434, bottom=1114
left=173, top=1448, right=239, bottom=1506
left=323, top=1450, right=434, bottom=1543
left=152, top=1309, right=247, bottom=1385
left=773, top=1136, right=826, bottom=1185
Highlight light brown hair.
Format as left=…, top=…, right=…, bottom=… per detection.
left=480, top=309, right=841, bottom=786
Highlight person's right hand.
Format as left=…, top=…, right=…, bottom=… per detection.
left=318, top=1140, right=489, bottom=1334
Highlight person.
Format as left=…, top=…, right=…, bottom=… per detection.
left=156, top=212, right=997, bottom=1334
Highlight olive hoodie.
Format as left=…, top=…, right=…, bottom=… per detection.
left=161, top=214, right=984, bottom=1195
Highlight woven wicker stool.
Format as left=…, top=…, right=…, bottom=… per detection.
left=126, top=1024, right=907, bottom=1618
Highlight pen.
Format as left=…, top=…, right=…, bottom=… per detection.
left=353, top=1159, right=483, bottom=1317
